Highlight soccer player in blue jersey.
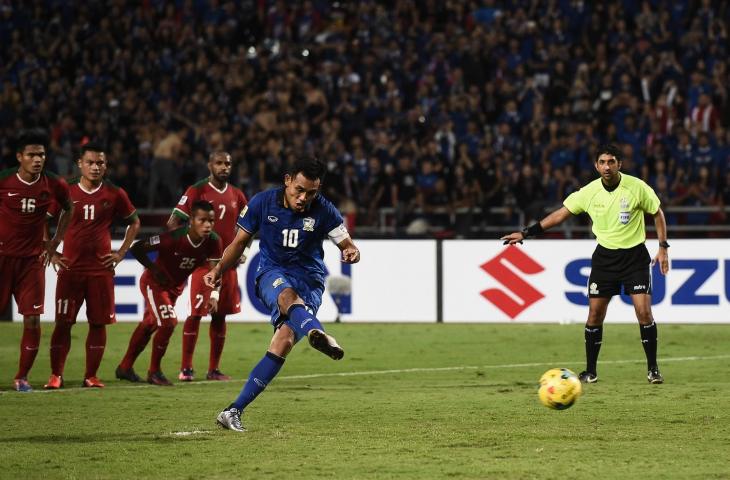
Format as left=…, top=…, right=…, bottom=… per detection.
left=204, top=157, right=360, bottom=432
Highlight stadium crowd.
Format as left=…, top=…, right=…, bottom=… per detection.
left=1, top=0, right=729, bottom=235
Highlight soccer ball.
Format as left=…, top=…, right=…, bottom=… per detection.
left=538, top=368, right=582, bottom=410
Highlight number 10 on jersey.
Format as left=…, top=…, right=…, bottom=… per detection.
left=282, top=229, right=299, bottom=247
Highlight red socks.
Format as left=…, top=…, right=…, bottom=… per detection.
left=149, top=325, right=175, bottom=373
left=181, top=316, right=201, bottom=370
left=85, top=324, right=107, bottom=378
left=119, top=322, right=156, bottom=370
left=209, top=315, right=227, bottom=372
left=49, top=323, right=72, bottom=376
left=16, top=326, right=41, bottom=379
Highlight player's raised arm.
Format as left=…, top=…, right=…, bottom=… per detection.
left=500, top=206, right=573, bottom=245
left=204, top=227, right=252, bottom=288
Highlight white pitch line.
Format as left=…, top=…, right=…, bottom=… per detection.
left=170, top=430, right=213, bottom=436
left=275, top=354, right=730, bottom=381
left=3, top=354, right=728, bottom=394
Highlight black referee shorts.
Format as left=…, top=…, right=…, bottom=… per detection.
left=588, top=243, right=652, bottom=298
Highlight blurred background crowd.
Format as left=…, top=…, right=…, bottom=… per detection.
left=1, top=0, right=729, bottom=237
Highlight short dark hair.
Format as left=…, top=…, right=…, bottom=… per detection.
left=595, top=144, right=623, bottom=162
left=288, top=156, right=326, bottom=182
left=208, top=151, right=231, bottom=162
left=191, top=200, right=214, bottom=216
left=16, top=129, right=47, bottom=152
left=80, top=141, right=105, bottom=156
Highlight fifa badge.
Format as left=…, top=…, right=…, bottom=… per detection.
left=618, top=197, right=630, bottom=224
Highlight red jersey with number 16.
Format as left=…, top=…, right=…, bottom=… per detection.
left=0, top=168, right=71, bottom=257
left=172, top=179, right=247, bottom=247
left=55, top=179, right=137, bottom=275
left=141, top=227, right=223, bottom=295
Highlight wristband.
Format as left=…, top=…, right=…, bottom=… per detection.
left=659, top=240, right=670, bottom=249
left=521, top=222, right=544, bottom=238
left=210, top=290, right=220, bottom=301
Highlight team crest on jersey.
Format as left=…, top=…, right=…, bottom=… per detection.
left=39, top=191, right=49, bottom=200
left=303, top=217, right=315, bottom=231
left=267, top=215, right=278, bottom=223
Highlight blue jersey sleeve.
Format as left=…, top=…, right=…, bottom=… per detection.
left=236, top=192, right=263, bottom=234
left=319, top=195, right=344, bottom=235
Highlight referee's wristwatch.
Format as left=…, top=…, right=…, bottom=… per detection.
left=659, top=240, right=670, bottom=249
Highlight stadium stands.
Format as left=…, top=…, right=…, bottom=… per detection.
left=1, top=1, right=728, bottom=237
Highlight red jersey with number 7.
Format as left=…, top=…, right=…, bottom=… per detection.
left=172, top=179, right=247, bottom=247
left=140, top=227, right=223, bottom=295
left=51, top=179, right=137, bottom=275
left=0, top=168, right=71, bottom=257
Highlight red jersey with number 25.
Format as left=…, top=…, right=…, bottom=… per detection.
left=141, top=227, right=223, bottom=294
left=172, top=179, right=247, bottom=247
left=0, top=168, right=71, bottom=257
left=58, top=179, right=137, bottom=275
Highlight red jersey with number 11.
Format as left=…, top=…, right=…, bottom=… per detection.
left=57, top=179, right=137, bottom=275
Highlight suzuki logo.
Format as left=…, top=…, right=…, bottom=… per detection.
left=480, top=246, right=545, bottom=319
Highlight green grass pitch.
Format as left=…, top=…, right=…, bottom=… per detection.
left=1, top=322, right=728, bottom=479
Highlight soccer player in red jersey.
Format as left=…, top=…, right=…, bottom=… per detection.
left=116, top=200, right=223, bottom=386
left=0, top=129, right=74, bottom=392
left=45, top=142, right=141, bottom=389
left=166, top=152, right=248, bottom=382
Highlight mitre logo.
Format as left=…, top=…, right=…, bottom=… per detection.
left=479, top=246, right=545, bottom=319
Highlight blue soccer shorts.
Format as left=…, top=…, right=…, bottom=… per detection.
left=256, top=268, right=323, bottom=341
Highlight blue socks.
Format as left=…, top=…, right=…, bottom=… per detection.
left=231, top=351, right=285, bottom=411
left=286, top=304, right=324, bottom=340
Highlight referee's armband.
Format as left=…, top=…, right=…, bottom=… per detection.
left=328, top=224, right=350, bottom=243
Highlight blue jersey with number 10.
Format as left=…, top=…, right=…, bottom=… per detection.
left=236, top=187, right=344, bottom=289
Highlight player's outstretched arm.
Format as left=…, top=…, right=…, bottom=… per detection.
left=500, top=206, right=573, bottom=245
left=652, top=208, right=670, bottom=275
left=337, top=237, right=360, bottom=264
left=204, top=228, right=252, bottom=288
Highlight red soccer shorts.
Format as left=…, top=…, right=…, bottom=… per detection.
left=189, top=266, right=241, bottom=316
left=140, top=274, right=179, bottom=328
left=0, top=255, right=45, bottom=315
left=55, top=271, right=116, bottom=324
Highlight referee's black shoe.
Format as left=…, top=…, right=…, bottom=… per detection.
left=647, top=367, right=664, bottom=384
left=578, top=371, right=598, bottom=384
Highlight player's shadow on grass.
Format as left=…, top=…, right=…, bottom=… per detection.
left=0, top=432, right=213, bottom=444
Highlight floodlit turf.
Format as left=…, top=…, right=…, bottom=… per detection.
left=0, top=322, right=728, bottom=479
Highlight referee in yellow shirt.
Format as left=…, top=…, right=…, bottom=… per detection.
left=502, top=144, right=669, bottom=384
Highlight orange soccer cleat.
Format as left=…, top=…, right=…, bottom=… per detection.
left=82, top=377, right=105, bottom=388
left=44, top=374, right=64, bottom=389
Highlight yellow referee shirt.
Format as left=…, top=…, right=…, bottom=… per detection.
left=563, top=173, right=660, bottom=249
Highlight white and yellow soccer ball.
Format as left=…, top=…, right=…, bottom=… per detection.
left=538, top=368, right=582, bottom=410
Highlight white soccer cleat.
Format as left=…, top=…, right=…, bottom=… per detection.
left=216, top=407, right=245, bottom=432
